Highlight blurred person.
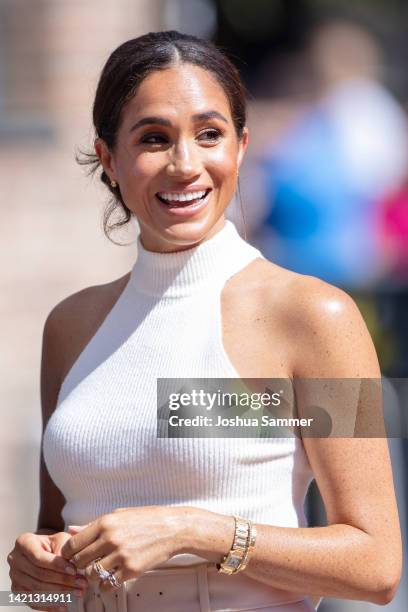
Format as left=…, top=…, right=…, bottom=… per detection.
left=252, top=20, right=408, bottom=290
left=6, top=31, right=402, bottom=612
left=376, top=180, right=408, bottom=376
left=381, top=179, right=408, bottom=285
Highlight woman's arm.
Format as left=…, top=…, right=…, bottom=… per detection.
left=179, top=278, right=402, bottom=605
left=37, top=307, right=68, bottom=535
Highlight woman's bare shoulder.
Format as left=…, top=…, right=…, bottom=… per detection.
left=247, top=258, right=358, bottom=322
left=46, top=271, right=130, bottom=327
left=240, top=257, right=352, bottom=309
left=244, top=258, right=378, bottom=377
left=43, top=271, right=131, bottom=387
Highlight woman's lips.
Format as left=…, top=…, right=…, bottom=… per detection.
left=155, top=189, right=212, bottom=217
left=156, top=188, right=210, bottom=205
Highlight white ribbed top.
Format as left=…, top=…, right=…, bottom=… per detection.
left=43, top=220, right=314, bottom=566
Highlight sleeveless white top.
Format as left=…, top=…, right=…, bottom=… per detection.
left=43, top=219, right=314, bottom=566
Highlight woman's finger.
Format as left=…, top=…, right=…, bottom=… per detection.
left=11, top=568, right=85, bottom=598
left=13, top=552, right=87, bottom=591
left=15, top=536, right=77, bottom=575
left=93, top=551, right=143, bottom=592
left=83, top=553, right=119, bottom=584
left=67, top=525, right=88, bottom=535
left=9, top=548, right=80, bottom=593
left=60, top=521, right=99, bottom=561
left=65, top=540, right=112, bottom=571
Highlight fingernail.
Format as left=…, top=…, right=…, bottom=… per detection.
left=65, top=566, right=76, bottom=575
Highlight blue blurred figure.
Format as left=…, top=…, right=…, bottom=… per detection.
left=254, top=20, right=408, bottom=289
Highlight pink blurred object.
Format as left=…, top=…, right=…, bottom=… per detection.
left=381, top=182, right=408, bottom=280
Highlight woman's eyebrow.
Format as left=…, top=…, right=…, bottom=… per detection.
left=192, top=110, right=229, bottom=124
left=129, top=110, right=229, bottom=133
left=129, top=116, right=171, bottom=132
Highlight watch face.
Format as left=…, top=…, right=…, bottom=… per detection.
left=230, top=557, right=242, bottom=569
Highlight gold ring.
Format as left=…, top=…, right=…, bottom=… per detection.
left=93, top=558, right=111, bottom=581
left=107, top=573, right=121, bottom=588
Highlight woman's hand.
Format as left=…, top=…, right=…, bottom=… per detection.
left=60, top=506, right=189, bottom=591
left=7, top=531, right=89, bottom=611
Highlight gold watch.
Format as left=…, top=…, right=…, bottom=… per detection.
left=217, top=515, right=255, bottom=575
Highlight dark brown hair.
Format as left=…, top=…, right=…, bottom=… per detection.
left=78, top=30, right=247, bottom=242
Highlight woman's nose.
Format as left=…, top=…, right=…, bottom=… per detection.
left=166, top=141, right=202, bottom=178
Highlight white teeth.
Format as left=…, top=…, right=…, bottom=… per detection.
left=158, top=190, right=207, bottom=202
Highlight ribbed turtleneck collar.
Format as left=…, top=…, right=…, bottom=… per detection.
left=129, top=220, right=255, bottom=298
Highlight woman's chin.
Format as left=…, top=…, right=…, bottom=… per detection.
left=141, top=213, right=225, bottom=252
left=159, top=224, right=215, bottom=251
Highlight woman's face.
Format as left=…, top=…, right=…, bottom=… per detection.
left=95, top=63, right=248, bottom=252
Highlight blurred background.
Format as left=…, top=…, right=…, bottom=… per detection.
left=1, top=0, right=407, bottom=610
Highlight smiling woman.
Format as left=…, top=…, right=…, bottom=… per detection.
left=7, top=31, right=402, bottom=612
left=93, top=60, right=247, bottom=251
left=82, top=31, right=247, bottom=250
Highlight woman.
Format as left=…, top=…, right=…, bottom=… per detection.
left=7, top=31, right=401, bottom=611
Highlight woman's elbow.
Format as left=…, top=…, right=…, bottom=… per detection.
left=351, top=526, right=401, bottom=605
left=372, top=578, right=400, bottom=606
left=368, top=554, right=402, bottom=605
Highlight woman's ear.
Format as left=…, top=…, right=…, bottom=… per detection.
left=237, top=127, right=249, bottom=170
left=94, top=138, right=117, bottom=183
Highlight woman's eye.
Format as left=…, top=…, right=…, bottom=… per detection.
left=140, top=134, right=167, bottom=144
left=198, top=129, right=222, bottom=142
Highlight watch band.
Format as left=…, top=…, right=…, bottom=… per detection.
left=239, top=522, right=257, bottom=572
left=217, top=515, right=254, bottom=575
